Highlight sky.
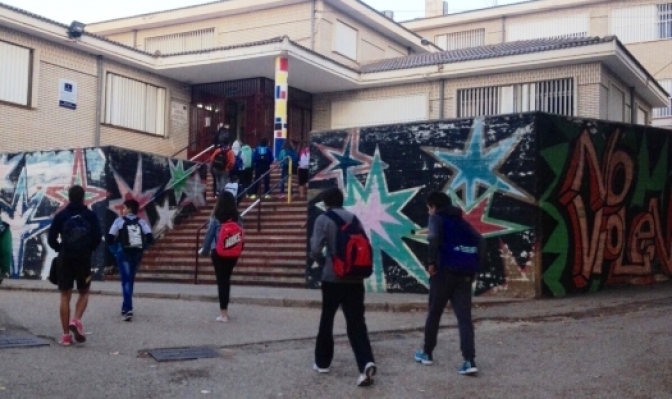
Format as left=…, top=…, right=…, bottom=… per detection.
left=2, top=0, right=526, bottom=25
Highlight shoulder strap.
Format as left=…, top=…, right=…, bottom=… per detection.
left=324, top=210, right=346, bottom=227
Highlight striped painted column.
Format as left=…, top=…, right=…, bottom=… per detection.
left=273, top=56, right=289, bottom=159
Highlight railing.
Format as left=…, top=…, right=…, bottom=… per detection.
left=193, top=158, right=292, bottom=284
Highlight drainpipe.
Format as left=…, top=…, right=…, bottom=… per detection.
left=501, top=16, right=506, bottom=43
left=310, top=0, right=316, bottom=50
left=439, top=79, right=445, bottom=119
left=94, top=55, right=103, bottom=146
left=133, top=30, right=138, bottom=48
left=630, top=86, right=636, bottom=124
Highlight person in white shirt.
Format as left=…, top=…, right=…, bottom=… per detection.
left=298, top=144, right=310, bottom=198
left=224, top=175, right=241, bottom=205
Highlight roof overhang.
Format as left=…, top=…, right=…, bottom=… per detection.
left=403, top=0, right=608, bottom=30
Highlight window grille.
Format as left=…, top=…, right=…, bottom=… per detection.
left=145, top=28, right=215, bottom=55
left=105, top=73, right=166, bottom=135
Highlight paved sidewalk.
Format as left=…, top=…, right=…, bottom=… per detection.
left=0, top=278, right=521, bottom=311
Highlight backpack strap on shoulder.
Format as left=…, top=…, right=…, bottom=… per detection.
left=324, top=210, right=346, bottom=227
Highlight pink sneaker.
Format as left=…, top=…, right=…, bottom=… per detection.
left=69, top=319, right=86, bottom=343
left=59, top=334, right=73, bottom=346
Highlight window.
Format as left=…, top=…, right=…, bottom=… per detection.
left=654, top=79, right=672, bottom=118
left=334, top=21, right=358, bottom=61
left=612, top=4, right=672, bottom=43
left=507, top=16, right=588, bottom=42
left=637, top=107, right=649, bottom=125
left=104, top=73, right=166, bottom=135
left=145, top=28, right=215, bottom=55
left=457, top=78, right=575, bottom=118
left=0, top=41, right=31, bottom=106
left=435, top=29, right=485, bottom=51
left=659, top=3, right=672, bottom=38
left=608, top=84, right=625, bottom=122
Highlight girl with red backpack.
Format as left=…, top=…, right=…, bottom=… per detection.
left=198, top=191, right=244, bottom=322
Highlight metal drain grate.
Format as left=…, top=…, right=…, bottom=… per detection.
left=0, top=336, right=50, bottom=349
left=147, top=347, right=220, bottom=362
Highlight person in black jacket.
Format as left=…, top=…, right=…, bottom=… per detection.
left=47, top=185, right=102, bottom=346
left=414, top=191, right=480, bottom=376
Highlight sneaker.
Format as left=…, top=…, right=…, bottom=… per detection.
left=356, top=362, right=377, bottom=387
left=122, top=311, right=133, bottom=322
left=414, top=350, right=433, bottom=365
left=312, top=364, right=329, bottom=374
left=277, top=194, right=285, bottom=199
left=59, top=334, right=73, bottom=346
left=459, top=360, right=478, bottom=376
left=68, top=319, right=86, bottom=343
left=264, top=195, right=271, bottom=199
left=215, top=315, right=229, bottom=322
left=249, top=195, right=257, bottom=199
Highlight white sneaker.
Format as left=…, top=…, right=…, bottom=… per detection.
left=356, top=362, right=376, bottom=387
left=312, top=363, right=329, bottom=373
left=215, top=316, right=229, bottom=322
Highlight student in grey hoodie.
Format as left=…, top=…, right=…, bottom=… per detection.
left=310, top=187, right=377, bottom=387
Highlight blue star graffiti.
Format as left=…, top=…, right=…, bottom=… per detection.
left=421, top=118, right=535, bottom=208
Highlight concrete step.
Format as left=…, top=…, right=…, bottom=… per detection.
left=149, top=241, right=307, bottom=250
left=145, top=255, right=306, bottom=265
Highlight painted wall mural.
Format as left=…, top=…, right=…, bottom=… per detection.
left=308, top=114, right=538, bottom=297
left=0, top=146, right=201, bottom=281
left=537, top=115, right=672, bottom=296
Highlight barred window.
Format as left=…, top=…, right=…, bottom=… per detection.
left=145, top=28, right=215, bottom=55
left=104, top=73, right=166, bottom=136
left=435, top=29, right=485, bottom=51
left=659, top=3, right=672, bottom=39
left=457, top=78, right=575, bottom=118
left=653, top=79, right=672, bottom=118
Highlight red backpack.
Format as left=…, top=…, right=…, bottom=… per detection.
left=325, top=211, right=373, bottom=279
left=215, top=220, right=244, bottom=258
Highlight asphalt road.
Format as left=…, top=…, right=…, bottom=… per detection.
left=0, top=290, right=671, bottom=399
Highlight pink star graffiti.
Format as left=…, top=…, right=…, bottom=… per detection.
left=108, top=156, right=160, bottom=220
left=45, top=148, right=108, bottom=212
left=313, top=128, right=384, bottom=187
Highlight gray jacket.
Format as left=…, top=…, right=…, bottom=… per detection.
left=310, top=207, right=360, bottom=283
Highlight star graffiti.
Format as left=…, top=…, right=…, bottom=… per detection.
left=108, top=155, right=160, bottom=220
left=422, top=118, right=532, bottom=208
left=153, top=198, right=178, bottom=234
left=448, top=190, right=529, bottom=238
left=168, top=160, right=194, bottom=203
left=0, top=153, right=22, bottom=210
left=181, top=173, right=207, bottom=207
left=0, top=169, right=51, bottom=277
left=44, top=148, right=108, bottom=212
left=342, top=148, right=427, bottom=292
left=313, top=129, right=385, bottom=188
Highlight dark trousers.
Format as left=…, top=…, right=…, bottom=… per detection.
left=210, top=252, right=237, bottom=310
left=252, top=167, right=270, bottom=196
left=240, top=168, right=253, bottom=196
left=424, top=271, right=476, bottom=361
left=116, top=250, right=143, bottom=313
left=315, top=281, right=375, bottom=373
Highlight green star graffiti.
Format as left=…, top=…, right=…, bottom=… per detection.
left=168, top=160, right=193, bottom=202
left=342, top=148, right=428, bottom=292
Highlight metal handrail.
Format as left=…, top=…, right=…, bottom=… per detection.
left=170, top=137, right=211, bottom=158
left=193, top=159, right=290, bottom=284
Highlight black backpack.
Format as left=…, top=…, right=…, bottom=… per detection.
left=212, top=149, right=229, bottom=171
left=216, top=128, right=230, bottom=146
left=119, top=217, right=146, bottom=250
left=61, top=212, right=93, bottom=255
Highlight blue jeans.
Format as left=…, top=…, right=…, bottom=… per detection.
left=116, top=250, right=143, bottom=313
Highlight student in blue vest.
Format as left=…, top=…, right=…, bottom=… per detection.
left=414, top=191, right=484, bottom=376
left=108, top=199, right=154, bottom=322
left=251, top=137, right=274, bottom=199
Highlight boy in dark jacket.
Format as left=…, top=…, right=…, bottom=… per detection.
left=414, top=191, right=481, bottom=376
left=108, top=199, right=154, bottom=321
left=48, top=185, right=102, bottom=346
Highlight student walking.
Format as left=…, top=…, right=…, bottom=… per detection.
left=47, top=185, right=102, bottom=346
left=310, top=187, right=377, bottom=387
left=210, top=143, right=235, bottom=196
left=0, top=215, right=11, bottom=284
left=107, top=199, right=154, bottom=321
left=297, top=143, right=310, bottom=199
left=239, top=142, right=253, bottom=197
left=199, top=191, right=244, bottom=322
left=278, top=140, right=298, bottom=198
left=251, top=137, right=274, bottom=199
left=414, top=191, right=483, bottom=376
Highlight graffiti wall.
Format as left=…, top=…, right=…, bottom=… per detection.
left=0, top=146, right=201, bottom=281
left=538, top=114, right=672, bottom=296
left=308, top=114, right=538, bottom=297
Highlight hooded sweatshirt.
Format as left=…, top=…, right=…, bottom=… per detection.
left=310, top=207, right=360, bottom=283
left=427, top=205, right=484, bottom=275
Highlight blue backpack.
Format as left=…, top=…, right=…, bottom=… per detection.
left=235, top=153, right=244, bottom=171
left=61, top=212, right=93, bottom=255
left=439, top=216, right=483, bottom=274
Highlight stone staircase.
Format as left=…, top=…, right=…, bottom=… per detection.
left=125, top=165, right=307, bottom=287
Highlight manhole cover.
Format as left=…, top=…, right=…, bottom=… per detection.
left=0, top=336, right=50, bottom=349
left=147, top=347, right=220, bottom=362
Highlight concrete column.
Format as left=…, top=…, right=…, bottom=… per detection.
left=273, top=56, right=289, bottom=158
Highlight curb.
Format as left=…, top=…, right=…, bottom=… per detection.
left=0, top=285, right=524, bottom=312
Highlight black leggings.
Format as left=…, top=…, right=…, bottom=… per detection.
left=210, top=252, right=238, bottom=310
